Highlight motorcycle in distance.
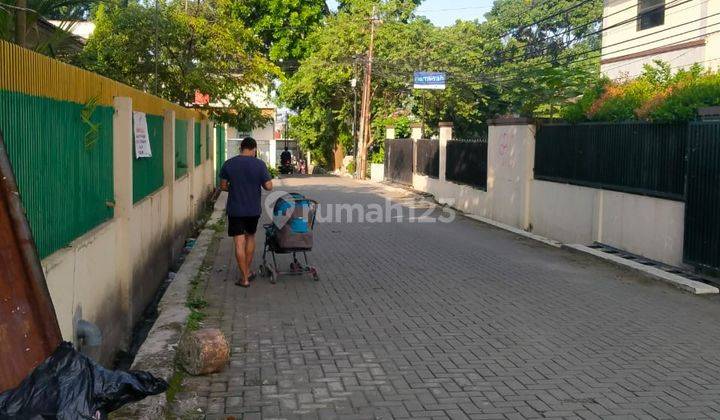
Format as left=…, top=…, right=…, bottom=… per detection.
left=279, top=147, right=294, bottom=174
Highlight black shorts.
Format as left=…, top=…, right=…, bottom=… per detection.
left=228, top=216, right=260, bottom=236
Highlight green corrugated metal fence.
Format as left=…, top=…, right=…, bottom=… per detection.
left=194, top=121, right=202, bottom=167
left=0, top=90, right=114, bottom=258
left=206, top=124, right=210, bottom=160
left=133, top=114, right=164, bottom=203
left=175, top=119, right=188, bottom=179
left=215, top=125, right=226, bottom=185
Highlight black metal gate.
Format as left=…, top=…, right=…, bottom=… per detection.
left=385, top=139, right=414, bottom=185
left=684, top=121, right=720, bottom=272
left=415, top=139, right=439, bottom=178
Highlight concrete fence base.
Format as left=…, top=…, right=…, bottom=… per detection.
left=42, top=97, right=220, bottom=365
left=378, top=119, right=685, bottom=268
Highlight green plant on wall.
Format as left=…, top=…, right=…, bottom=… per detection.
left=81, top=95, right=100, bottom=150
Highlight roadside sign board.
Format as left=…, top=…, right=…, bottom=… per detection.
left=413, top=72, right=446, bottom=90
left=133, top=111, right=152, bottom=158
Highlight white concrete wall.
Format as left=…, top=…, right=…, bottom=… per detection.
left=598, top=189, right=685, bottom=266
left=39, top=98, right=217, bottom=365
left=370, top=163, right=384, bottom=182
left=43, top=221, right=122, bottom=361
left=413, top=174, right=492, bottom=218
left=130, top=187, right=172, bottom=322
left=530, top=180, right=597, bottom=244
left=530, top=180, right=685, bottom=266
left=388, top=120, right=688, bottom=268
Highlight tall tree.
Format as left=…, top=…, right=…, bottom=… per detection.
left=281, top=0, right=603, bottom=166
left=227, top=0, right=329, bottom=72
left=78, top=0, right=279, bottom=130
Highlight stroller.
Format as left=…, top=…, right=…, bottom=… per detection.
left=258, top=192, right=319, bottom=283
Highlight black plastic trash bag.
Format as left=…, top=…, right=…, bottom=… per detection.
left=0, top=341, right=168, bottom=419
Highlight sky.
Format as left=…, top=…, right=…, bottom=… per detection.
left=325, top=0, right=495, bottom=27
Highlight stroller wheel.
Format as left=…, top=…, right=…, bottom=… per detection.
left=311, top=269, right=319, bottom=281
left=258, top=264, right=267, bottom=277
left=290, top=262, right=300, bottom=271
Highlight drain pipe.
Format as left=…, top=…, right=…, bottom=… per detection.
left=75, top=319, right=103, bottom=349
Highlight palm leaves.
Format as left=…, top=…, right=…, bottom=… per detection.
left=0, top=0, right=93, bottom=57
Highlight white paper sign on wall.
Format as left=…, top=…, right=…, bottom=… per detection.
left=133, top=111, right=152, bottom=158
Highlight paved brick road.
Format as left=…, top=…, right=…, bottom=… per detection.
left=188, top=176, right=720, bottom=420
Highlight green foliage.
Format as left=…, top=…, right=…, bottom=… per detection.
left=268, top=165, right=279, bottom=178
left=164, top=369, right=186, bottom=404
left=346, top=160, right=356, bottom=174
left=78, top=0, right=280, bottom=130
left=587, top=78, right=656, bottom=121
left=227, top=0, right=328, bottom=67
left=646, top=72, right=720, bottom=123
left=80, top=95, right=100, bottom=149
left=282, top=0, right=602, bottom=160
left=370, top=147, right=385, bottom=164
left=562, top=61, right=719, bottom=123
left=1, top=0, right=94, bottom=57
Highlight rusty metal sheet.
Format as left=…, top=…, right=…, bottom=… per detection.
left=0, top=129, right=62, bottom=392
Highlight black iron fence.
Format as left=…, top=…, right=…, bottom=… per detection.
left=415, top=139, right=439, bottom=178
left=446, top=139, right=488, bottom=190
left=385, top=138, right=414, bottom=185
left=535, top=122, right=687, bottom=201
left=684, top=121, right=720, bottom=272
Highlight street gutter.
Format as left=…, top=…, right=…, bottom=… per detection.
left=112, top=194, right=226, bottom=419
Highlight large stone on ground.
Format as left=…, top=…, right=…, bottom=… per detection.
left=178, top=328, right=229, bottom=375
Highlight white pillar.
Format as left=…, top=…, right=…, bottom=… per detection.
left=112, top=96, right=133, bottom=336
left=438, top=122, right=453, bottom=183
left=270, top=139, right=277, bottom=168
left=163, top=110, right=176, bottom=256
left=487, top=117, right=536, bottom=229
left=410, top=123, right=422, bottom=140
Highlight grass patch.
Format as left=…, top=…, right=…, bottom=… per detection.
left=165, top=212, right=224, bottom=416
left=208, top=217, right=226, bottom=233
left=165, top=368, right=186, bottom=404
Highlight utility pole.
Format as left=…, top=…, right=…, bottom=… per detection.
left=357, top=7, right=379, bottom=180
left=351, top=75, right=358, bottom=178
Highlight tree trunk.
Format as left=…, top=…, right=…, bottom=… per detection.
left=15, top=0, right=27, bottom=48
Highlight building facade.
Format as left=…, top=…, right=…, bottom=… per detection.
left=601, top=0, right=720, bottom=79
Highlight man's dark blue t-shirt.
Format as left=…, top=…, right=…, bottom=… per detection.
left=220, top=156, right=271, bottom=217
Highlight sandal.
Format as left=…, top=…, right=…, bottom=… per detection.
left=235, top=279, right=251, bottom=288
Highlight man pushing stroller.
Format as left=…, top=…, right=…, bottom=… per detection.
left=219, top=137, right=273, bottom=287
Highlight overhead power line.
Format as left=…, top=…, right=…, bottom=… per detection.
left=498, top=0, right=695, bottom=66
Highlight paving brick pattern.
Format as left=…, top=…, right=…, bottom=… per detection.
left=188, top=177, right=720, bottom=419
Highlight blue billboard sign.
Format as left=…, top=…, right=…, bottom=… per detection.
left=413, top=72, right=446, bottom=90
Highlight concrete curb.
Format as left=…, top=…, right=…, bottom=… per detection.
left=563, top=244, right=719, bottom=295
left=377, top=179, right=716, bottom=296
left=463, top=214, right=562, bottom=248
left=113, top=195, right=226, bottom=419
